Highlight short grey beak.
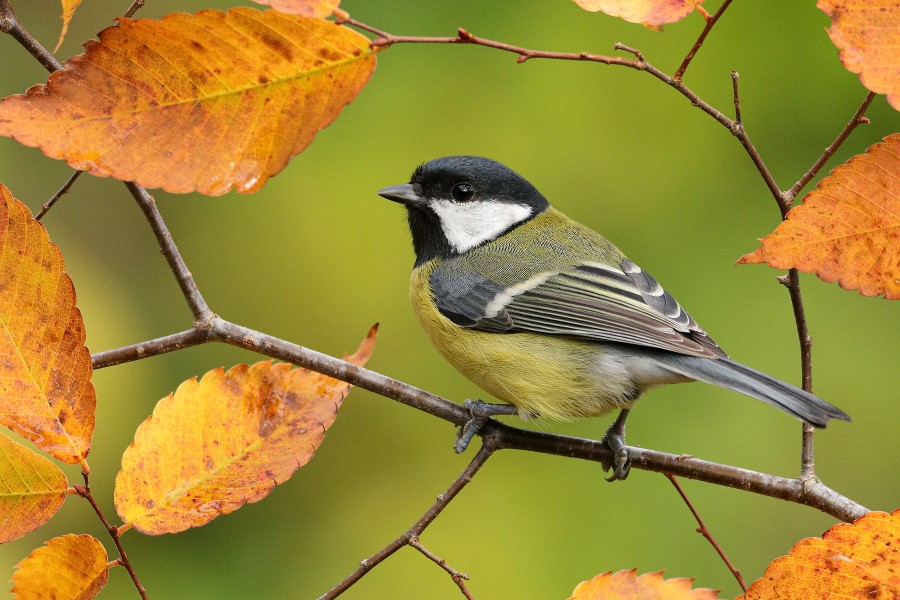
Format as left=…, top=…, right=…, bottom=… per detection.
left=377, top=183, right=421, bottom=205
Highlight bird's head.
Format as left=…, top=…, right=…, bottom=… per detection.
left=378, top=156, right=550, bottom=265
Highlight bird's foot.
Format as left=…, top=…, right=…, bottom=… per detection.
left=600, top=412, right=631, bottom=481
left=454, top=399, right=518, bottom=453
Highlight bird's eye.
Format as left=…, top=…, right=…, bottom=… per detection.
left=451, top=182, right=476, bottom=202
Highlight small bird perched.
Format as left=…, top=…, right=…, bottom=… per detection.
left=377, top=156, right=850, bottom=480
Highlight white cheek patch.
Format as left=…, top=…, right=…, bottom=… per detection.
left=429, top=199, right=532, bottom=254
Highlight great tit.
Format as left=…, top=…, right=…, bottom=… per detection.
left=378, top=156, right=850, bottom=480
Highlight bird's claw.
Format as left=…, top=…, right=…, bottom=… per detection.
left=454, top=399, right=517, bottom=454
left=600, top=409, right=632, bottom=481
left=602, top=435, right=631, bottom=481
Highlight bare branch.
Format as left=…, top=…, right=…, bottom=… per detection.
left=319, top=443, right=494, bottom=599
left=90, top=317, right=869, bottom=523
left=674, top=0, right=735, bottom=82
left=123, top=0, right=146, bottom=18
left=786, top=91, right=876, bottom=204
left=91, top=328, right=209, bottom=369
left=124, top=183, right=214, bottom=324
left=0, top=0, right=63, bottom=72
left=409, top=538, right=474, bottom=599
left=667, top=475, right=747, bottom=592
left=76, top=468, right=148, bottom=599
left=35, top=170, right=82, bottom=221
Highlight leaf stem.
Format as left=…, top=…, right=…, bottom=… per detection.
left=77, top=469, right=147, bottom=599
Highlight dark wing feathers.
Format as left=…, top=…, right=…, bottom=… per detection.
left=431, top=258, right=727, bottom=359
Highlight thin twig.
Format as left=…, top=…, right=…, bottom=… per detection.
left=35, top=171, right=82, bottom=221
left=124, top=183, right=214, bottom=324
left=731, top=71, right=742, bottom=125
left=674, top=0, right=735, bottom=82
left=409, top=538, right=474, bottom=600
left=785, top=91, right=876, bottom=205
left=91, top=328, right=209, bottom=369
left=319, top=443, right=495, bottom=599
left=76, top=470, right=148, bottom=599
left=123, top=0, right=146, bottom=18
left=0, top=0, right=63, bottom=72
left=667, top=475, right=747, bottom=592
left=727, top=71, right=782, bottom=200
left=778, top=270, right=816, bottom=478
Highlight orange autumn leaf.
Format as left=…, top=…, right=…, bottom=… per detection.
left=252, top=0, right=341, bottom=18
left=572, top=0, right=703, bottom=26
left=54, top=0, right=82, bottom=52
left=569, top=569, right=719, bottom=599
left=738, top=134, right=900, bottom=300
left=12, top=534, right=108, bottom=599
left=114, top=325, right=377, bottom=535
left=739, top=509, right=900, bottom=599
left=0, top=8, right=377, bottom=196
left=0, top=183, right=95, bottom=463
left=818, top=0, right=900, bottom=111
left=0, top=434, right=68, bottom=543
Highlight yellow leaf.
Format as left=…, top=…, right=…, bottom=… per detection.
left=818, top=0, right=900, bottom=111
left=0, top=183, right=95, bottom=463
left=569, top=569, right=719, bottom=599
left=54, top=0, right=82, bottom=52
left=737, top=134, right=900, bottom=300
left=0, top=8, right=377, bottom=196
left=572, top=0, right=703, bottom=26
left=114, top=325, right=377, bottom=534
left=12, top=534, right=108, bottom=599
left=739, top=509, right=900, bottom=599
left=0, top=434, right=68, bottom=543
left=252, top=0, right=341, bottom=18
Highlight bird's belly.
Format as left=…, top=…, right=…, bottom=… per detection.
left=413, top=291, right=640, bottom=419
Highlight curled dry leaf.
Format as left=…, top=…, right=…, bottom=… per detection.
left=739, top=509, right=899, bottom=599
left=818, top=0, right=900, bottom=111
left=572, top=0, right=703, bottom=27
left=54, top=0, right=83, bottom=52
left=0, top=8, right=377, bottom=196
left=12, top=534, right=108, bottom=599
left=0, top=183, right=95, bottom=463
left=738, top=134, right=900, bottom=300
left=569, top=569, right=719, bottom=599
left=252, top=0, right=341, bottom=18
left=0, top=434, right=68, bottom=543
left=115, top=325, right=377, bottom=535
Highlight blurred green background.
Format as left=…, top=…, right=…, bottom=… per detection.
left=1, top=1, right=897, bottom=598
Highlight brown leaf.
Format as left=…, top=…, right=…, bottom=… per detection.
left=12, top=534, right=108, bottom=599
left=114, top=325, right=377, bottom=534
left=572, top=0, right=703, bottom=26
left=0, top=183, right=95, bottom=463
left=252, top=0, right=341, bottom=18
left=818, top=0, right=900, bottom=110
left=0, top=8, right=377, bottom=196
left=738, top=509, right=900, bottom=599
left=0, top=434, right=68, bottom=543
left=54, top=0, right=82, bottom=52
left=737, top=134, right=900, bottom=299
left=569, top=569, right=719, bottom=599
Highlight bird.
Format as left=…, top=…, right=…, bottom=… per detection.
left=377, top=155, right=850, bottom=480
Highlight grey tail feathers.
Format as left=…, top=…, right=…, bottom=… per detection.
left=650, top=352, right=850, bottom=427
